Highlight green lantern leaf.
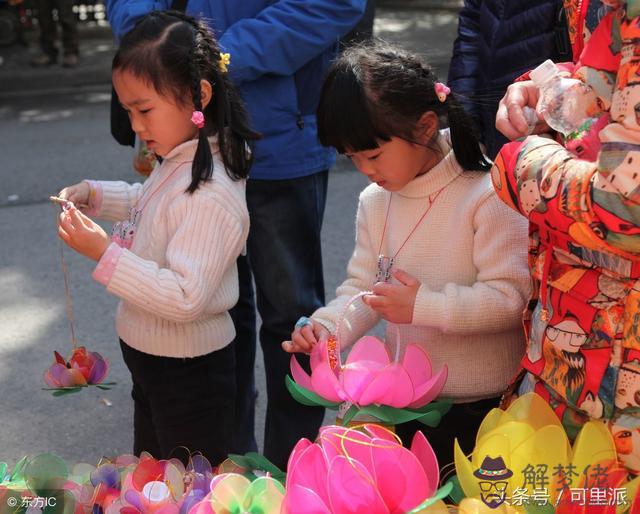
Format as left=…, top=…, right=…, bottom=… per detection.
left=338, top=404, right=361, bottom=426
left=51, top=388, right=82, bottom=397
left=10, top=456, right=29, bottom=482
left=226, top=453, right=286, bottom=485
left=444, top=476, right=464, bottom=505
left=285, top=376, right=341, bottom=408
left=406, top=481, right=454, bottom=513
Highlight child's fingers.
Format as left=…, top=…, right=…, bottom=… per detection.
left=292, top=331, right=314, bottom=353
left=392, top=268, right=419, bottom=287
left=371, top=281, right=398, bottom=296
left=57, top=224, right=71, bottom=243
left=282, top=334, right=312, bottom=354
left=363, top=293, right=387, bottom=310
left=58, top=210, right=75, bottom=233
left=281, top=340, right=297, bottom=353
left=66, top=205, right=92, bottom=230
left=299, top=324, right=318, bottom=346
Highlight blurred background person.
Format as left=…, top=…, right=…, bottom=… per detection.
left=447, top=0, right=570, bottom=159
left=30, top=0, right=78, bottom=67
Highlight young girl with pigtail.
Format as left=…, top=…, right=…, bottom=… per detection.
left=282, top=40, right=531, bottom=468
left=57, top=11, right=259, bottom=465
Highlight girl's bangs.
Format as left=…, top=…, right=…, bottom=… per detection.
left=317, top=67, right=390, bottom=154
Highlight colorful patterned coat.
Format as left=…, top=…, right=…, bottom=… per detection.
left=492, top=0, right=640, bottom=475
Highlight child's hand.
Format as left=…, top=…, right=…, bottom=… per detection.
left=282, top=317, right=329, bottom=354
left=58, top=182, right=90, bottom=208
left=58, top=205, right=110, bottom=261
left=363, top=268, right=420, bottom=324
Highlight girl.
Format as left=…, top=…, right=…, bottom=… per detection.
left=282, top=40, right=531, bottom=469
left=57, top=11, right=259, bottom=465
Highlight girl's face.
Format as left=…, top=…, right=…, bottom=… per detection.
left=113, top=69, right=198, bottom=157
left=346, top=136, right=439, bottom=191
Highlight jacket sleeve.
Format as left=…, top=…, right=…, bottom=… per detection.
left=412, top=192, right=531, bottom=334
left=105, top=0, right=171, bottom=39
left=491, top=9, right=640, bottom=257
left=312, top=195, right=380, bottom=348
left=447, top=0, right=483, bottom=124
left=219, top=0, right=366, bottom=84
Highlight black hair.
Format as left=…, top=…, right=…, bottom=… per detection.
left=112, top=10, right=261, bottom=193
left=317, top=39, right=490, bottom=172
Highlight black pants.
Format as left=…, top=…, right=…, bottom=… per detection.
left=35, top=0, right=78, bottom=58
left=230, top=171, right=328, bottom=469
left=120, top=340, right=236, bottom=466
left=395, top=396, right=500, bottom=478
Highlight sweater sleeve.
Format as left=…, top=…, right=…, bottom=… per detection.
left=312, top=195, right=381, bottom=347
left=412, top=192, right=531, bottom=334
left=100, top=190, right=246, bottom=323
left=90, top=180, right=144, bottom=222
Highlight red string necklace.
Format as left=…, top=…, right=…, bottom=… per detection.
left=376, top=186, right=446, bottom=283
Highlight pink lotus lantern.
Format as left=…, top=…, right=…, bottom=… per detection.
left=282, top=424, right=451, bottom=514
left=43, top=346, right=112, bottom=394
left=287, top=292, right=450, bottom=427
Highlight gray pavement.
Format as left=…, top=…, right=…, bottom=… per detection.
left=0, top=7, right=460, bottom=467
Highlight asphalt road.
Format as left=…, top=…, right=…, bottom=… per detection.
left=0, top=7, right=459, bottom=467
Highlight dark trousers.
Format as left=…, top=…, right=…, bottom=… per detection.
left=120, top=340, right=236, bottom=466
left=230, top=171, right=328, bottom=469
left=35, top=0, right=78, bottom=58
left=395, top=396, right=500, bottom=478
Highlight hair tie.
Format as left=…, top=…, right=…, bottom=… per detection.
left=191, top=110, right=205, bottom=129
left=434, top=82, right=451, bottom=103
left=219, top=52, right=231, bottom=73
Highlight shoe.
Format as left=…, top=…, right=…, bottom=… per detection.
left=62, top=53, right=78, bottom=68
left=30, top=53, right=56, bottom=67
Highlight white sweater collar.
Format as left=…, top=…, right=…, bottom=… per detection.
left=162, top=136, right=219, bottom=163
left=396, top=133, right=463, bottom=199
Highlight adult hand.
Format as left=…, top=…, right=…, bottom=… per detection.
left=58, top=181, right=91, bottom=208
left=282, top=318, right=330, bottom=354
left=362, top=268, right=419, bottom=324
left=58, top=205, right=110, bottom=261
left=496, top=81, right=548, bottom=140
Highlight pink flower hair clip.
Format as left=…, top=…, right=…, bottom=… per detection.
left=434, top=82, right=451, bottom=103
left=191, top=110, right=205, bottom=129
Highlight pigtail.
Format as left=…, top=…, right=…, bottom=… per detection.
left=445, top=93, right=492, bottom=172
left=186, top=20, right=259, bottom=192
left=213, top=60, right=257, bottom=182
left=187, top=41, right=214, bottom=194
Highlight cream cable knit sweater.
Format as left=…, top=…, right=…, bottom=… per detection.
left=92, top=138, right=249, bottom=358
left=313, top=135, right=530, bottom=402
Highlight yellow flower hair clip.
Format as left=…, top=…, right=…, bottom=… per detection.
left=219, top=52, right=231, bottom=73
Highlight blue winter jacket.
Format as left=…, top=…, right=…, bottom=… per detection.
left=106, top=0, right=365, bottom=180
left=447, top=0, right=565, bottom=158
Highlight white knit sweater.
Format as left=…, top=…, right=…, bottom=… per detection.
left=312, top=136, right=531, bottom=402
left=91, top=138, right=249, bottom=358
